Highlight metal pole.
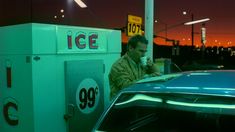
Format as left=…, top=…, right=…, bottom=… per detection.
left=165, top=24, right=168, bottom=44
left=145, top=0, right=154, bottom=60
left=191, top=14, right=194, bottom=48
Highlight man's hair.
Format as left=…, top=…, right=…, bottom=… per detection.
left=127, top=35, right=148, bottom=50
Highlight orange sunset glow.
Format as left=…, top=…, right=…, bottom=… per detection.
left=122, top=31, right=235, bottom=48
left=155, top=32, right=235, bottom=47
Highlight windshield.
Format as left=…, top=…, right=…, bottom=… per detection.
left=96, top=93, right=235, bottom=132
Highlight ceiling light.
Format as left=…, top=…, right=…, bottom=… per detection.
left=74, top=0, right=87, bottom=8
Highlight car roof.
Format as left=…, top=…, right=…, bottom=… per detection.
left=120, top=70, right=235, bottom=97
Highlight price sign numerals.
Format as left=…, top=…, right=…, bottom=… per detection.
left=79, top=87, right=98, bottom=109
left=127, top=23, right=142, bottom=36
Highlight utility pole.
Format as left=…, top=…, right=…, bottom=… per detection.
left=190, top=13, right=194, bottom=60
left=191, top=14, right=194, bottom=48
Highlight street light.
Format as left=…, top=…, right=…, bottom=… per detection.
left=184, top=18, right=210, bottom=25
left=184, top=18, right=210, bottom=49
left=184, top=17, right=210, bottom=60
left=155, top=18, right=210, bottom=41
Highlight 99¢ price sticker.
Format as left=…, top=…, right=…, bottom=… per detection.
left=76, top=78, right=100, bottom=114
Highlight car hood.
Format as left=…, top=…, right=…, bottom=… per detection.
left=121, top=70, right=235, bottom=97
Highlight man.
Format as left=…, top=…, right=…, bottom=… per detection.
left=109, top=34, right=160, bottom=99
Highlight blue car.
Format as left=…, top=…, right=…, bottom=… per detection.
left=94, top=70, right=235, bottom=132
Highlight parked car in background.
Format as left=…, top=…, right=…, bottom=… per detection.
left=93, top=70, right=235, bottom=132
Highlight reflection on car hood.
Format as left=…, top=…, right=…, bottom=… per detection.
left=137, top=73, right=182, bottom=83
left=121, top=70, right=235, bottom=97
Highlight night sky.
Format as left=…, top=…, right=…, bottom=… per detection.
left=1, top=0, right=235, bottom=47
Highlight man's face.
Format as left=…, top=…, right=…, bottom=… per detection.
left=130, top=42, right=147, bottom=62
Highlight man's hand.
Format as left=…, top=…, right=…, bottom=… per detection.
left=150, top=72, right=162, bottom=77
left=146, top=57, right=154, bottom=67
left=146, top=57, right=160, bottom=74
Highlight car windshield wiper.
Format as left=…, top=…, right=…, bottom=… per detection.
left=125, top=113, right=158, bottom=131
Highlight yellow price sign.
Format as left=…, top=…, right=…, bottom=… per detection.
left=127, top=22, right=142, bottom=36
left=127, top=15, right=142, bottom=37
left=128, top=15, right=142, bottom=24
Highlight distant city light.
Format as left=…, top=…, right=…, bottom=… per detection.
left=60, top=9, right=64, bottom=13
left=215, top=40, right=218, bottom=42
left=54, top=16, right=57, bottom=19
left=183, top=11, right=187, bottom=15
left=62, top=15, right=65, bottom=18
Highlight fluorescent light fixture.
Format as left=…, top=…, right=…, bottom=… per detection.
left=74, top=0, right=87, bottom=8
left=184, top=18, right=210, bottom=25
left=115, top=94, right=162, bottom=106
